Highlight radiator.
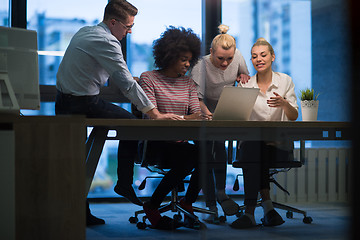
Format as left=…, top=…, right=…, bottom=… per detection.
left=271, top=148, right=352, bottom=203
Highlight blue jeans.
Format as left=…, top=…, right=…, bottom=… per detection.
left=55, top=90, right=138, bottom=186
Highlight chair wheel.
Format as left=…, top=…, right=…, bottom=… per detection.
left=136, top=221, right=147, bottom=229
left=303, top=216, right=313, bottom=224
left=218, top=215, right=227, bottom=223
left=129, top=216, right=138, bottom=224
left=192, top=220, right=201, bottom=230
left=173, top=213, right=182, bottom=221
left=286, top=211, right=293, bottom=219
left=236, top=211, right=244, bottom=218
left=212, top=218, right=220, bottom=224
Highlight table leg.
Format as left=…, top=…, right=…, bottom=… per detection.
left=85, top=127, right=108, bottom=195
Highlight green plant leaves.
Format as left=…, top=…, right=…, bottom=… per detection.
left=299, top=88, right=319, bottom=101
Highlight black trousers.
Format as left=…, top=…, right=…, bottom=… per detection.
left=55, top=90, right=138, bottom=186
left=236, top=141, right=291, bottom=206
left=201, top=141, right=228, bottom=207
left=143, top=141, right=214, bottom=208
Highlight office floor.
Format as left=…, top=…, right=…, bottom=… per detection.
left=86, top=199, right=352, bottom=240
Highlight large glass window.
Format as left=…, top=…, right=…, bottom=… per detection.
left=27, top=0, right=107, bottom=86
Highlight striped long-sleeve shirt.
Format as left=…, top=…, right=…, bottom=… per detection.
left=139, top=70, right=201, bottom=116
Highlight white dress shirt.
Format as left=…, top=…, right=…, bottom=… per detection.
left=56, top=22, right=154, bottom=113
left=240, top=71, right=299, bottom=150
left=240, top=71, right=298, bottom=121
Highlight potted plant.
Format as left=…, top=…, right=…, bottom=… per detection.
left=299, top=88, right=319, bottom=121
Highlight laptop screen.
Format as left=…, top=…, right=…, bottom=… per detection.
left=212, top=86, right=259, bottom=120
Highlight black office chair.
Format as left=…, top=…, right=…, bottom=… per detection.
left=230, top=140, right=313, bottom=224
left=129, top=140, right=217, bottom=229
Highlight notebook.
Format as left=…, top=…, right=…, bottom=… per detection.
left=212, top=86, right=259, bottom=120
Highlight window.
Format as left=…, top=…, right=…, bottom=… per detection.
left=27, top=0, right=107, bottom=86
left=126, top=0, right=202, bottom=77
left=0, top=0, right=9, bottom=26
left=222, top=0, right=311, bottom=94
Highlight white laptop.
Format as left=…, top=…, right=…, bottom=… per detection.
left=212, top=86, right=259, bottom=120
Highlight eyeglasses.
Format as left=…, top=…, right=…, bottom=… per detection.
left=114, top=19, right=134, bottom=31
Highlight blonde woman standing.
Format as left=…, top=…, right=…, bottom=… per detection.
left=190, top=24, right=250, bottom=221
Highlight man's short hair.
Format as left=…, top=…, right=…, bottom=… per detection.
left=103, top=0, right=138, bottom=22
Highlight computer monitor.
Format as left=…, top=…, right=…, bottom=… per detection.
left=0, top=26, right=40, bottom=113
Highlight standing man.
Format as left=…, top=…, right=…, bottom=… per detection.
left=55, top=0, right=176, bottom=226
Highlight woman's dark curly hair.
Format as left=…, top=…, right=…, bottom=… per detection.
left=152, top=26, right=201, bottom=70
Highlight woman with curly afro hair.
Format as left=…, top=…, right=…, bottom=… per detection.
left=138, top=26, right=214, bottom=230
left=152, top=26, right=201, bottom=73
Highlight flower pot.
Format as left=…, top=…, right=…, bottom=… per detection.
left=301, top=100, right=319, bottom=121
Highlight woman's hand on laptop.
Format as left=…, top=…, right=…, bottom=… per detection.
left=236, top=74, right=250, bottom=84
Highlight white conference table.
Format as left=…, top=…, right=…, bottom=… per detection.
left=84, top=119, right=352, bottom=194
